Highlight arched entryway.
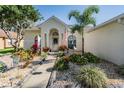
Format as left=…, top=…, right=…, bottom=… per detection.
left=49, top=28, right=59, bottom=51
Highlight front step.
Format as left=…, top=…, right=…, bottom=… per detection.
left=48, top=52, right=58, bottom=55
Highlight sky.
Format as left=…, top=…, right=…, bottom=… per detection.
left=34, top=5, right=124, bottom=25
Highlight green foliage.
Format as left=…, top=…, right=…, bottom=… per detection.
left=0, top=5, right=42, bottom=50
left=69, top=53, right=81, bottom=63
left=83, top=52, right=100, bottom=63
left=13, top=49, right=32, bottom=61
left=0, top=5, right=42, bottom=30
left=41, top=52, right=47, bottom=61
left=57, top=51, right=65, bottom=57
left=0, top=61, right=7, bottom=72
left=118, top=64, right=124, bottom=75
left=69, top=52, right=99, bottom=64
left=54, top=57, right=69, bottom=71
left=0, top=48, right=14, bottom=54
left=77, top=66, right=107, bottom=88
left=68, top=6, right=99, bottom=53
left=69, top=53, right=88, bottom=65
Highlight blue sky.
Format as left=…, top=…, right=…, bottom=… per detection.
left=34, top=5, right=124, bottom=25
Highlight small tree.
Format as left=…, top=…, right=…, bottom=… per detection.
left=0, top=5, right=42, bottom=51
left=68, top=5, right=99, bottom=54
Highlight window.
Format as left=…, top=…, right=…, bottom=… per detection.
left=52, top=32, right=59, bottom=36
left=68, top=35, right=76, bottom=49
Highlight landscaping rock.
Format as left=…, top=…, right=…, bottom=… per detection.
left=48, top=59, right=124, bottom=88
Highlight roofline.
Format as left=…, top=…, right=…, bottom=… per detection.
left=25, top=27, right=41, bottom=31
left=92, top=13, right=124, bottom=31
left=37, top=16, right=69, bottom=28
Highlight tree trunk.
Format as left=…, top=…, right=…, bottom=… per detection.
left=72, top=33, right=74, bottom=53
left=82, top=31, right=84, bottom=55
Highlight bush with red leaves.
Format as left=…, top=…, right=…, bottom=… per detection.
left=58, top=45, right=68, bottom=51
left=42, top=47, right=50, bottom=52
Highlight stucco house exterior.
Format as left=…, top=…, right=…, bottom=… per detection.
left=84, top=13, right=124, bottom=65
left=24, top=16, right=82, bottom=51
left=24, top=14, right=124, bottom=65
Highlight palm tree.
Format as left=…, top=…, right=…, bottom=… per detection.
left=68, top=5, right=99, bottom=54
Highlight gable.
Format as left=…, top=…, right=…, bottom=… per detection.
left=37, top=16, right=68, bottom=29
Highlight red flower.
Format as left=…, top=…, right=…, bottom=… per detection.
left=32, top=43, right=38, bottom=49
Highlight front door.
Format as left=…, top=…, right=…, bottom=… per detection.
left=52, top=38, right=58, bottom=51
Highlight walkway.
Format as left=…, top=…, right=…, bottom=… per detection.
left=20, top=55, right=56, bottom=88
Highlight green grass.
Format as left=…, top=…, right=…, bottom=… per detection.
left=0, top=48, right=14, bottom=55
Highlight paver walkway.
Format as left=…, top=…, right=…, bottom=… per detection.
left=21, top=55, right=56, bottom=88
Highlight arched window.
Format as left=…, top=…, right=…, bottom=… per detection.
left=68, top=35, right=76, bottom=49
left=52, top=32, right=59, bottom=36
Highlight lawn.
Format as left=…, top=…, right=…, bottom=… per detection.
left=0, top=48, right=14, bottom=55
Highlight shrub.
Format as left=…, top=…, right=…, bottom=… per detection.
left=77, top=56, right=88, bottom=65
left=83, top=52, right=100, bottom=63
left=41, top=52, right=48, bottom=61
left=42, top=47, right=50, bottom=52
left=69, top=54, right=88, bottom=65
left=31, top=43, right=39, bottom=54
left=69, top=53, right=81, bottom=63
left=58, top=45, right=68, bottom=51
left=118, top=64, right=124, bottom=75
left=0, top=61, right=7, bottom=73
left=13, top=49, right=31, bottom=61
left=63, top=56, right=70, bottom=62
left=54, top=57, right=69, bottom=71
left=77, top=66, right=107, bottom=88
left=57, top=51, right=65, bottom=57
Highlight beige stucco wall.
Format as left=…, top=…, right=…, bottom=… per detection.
left=0, top=38, right=4, bottom=49
left=24, top=30, right=40, bottom=49
left=84, top=22, right=124, bottom=65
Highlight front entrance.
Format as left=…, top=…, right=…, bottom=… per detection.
left=52, top=38, right=58, bottom=51
left=49, top=29, right=59, bottom=51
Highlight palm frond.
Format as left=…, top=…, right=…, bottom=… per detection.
left=71, top=24, right=81, bottom=34
left=68, top=10, right=80, bottom=23
left=83, top=5, right=99, bottom=17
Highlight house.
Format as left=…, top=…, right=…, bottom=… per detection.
left=84, top=13, right=124, bottom=65
left=24, top=14, right=124, bottom=65
left=24, top=16, right=82, bottom=51
left=0, top=29, right=23, bottom=49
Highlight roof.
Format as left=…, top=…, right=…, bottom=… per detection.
left=25, top=26, right=40, bottom=31
left=92, top=13, right=124, bottom=30
left=0, top=29, right=17, bottom=39
left=37, top=16, right=69, bottom=28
